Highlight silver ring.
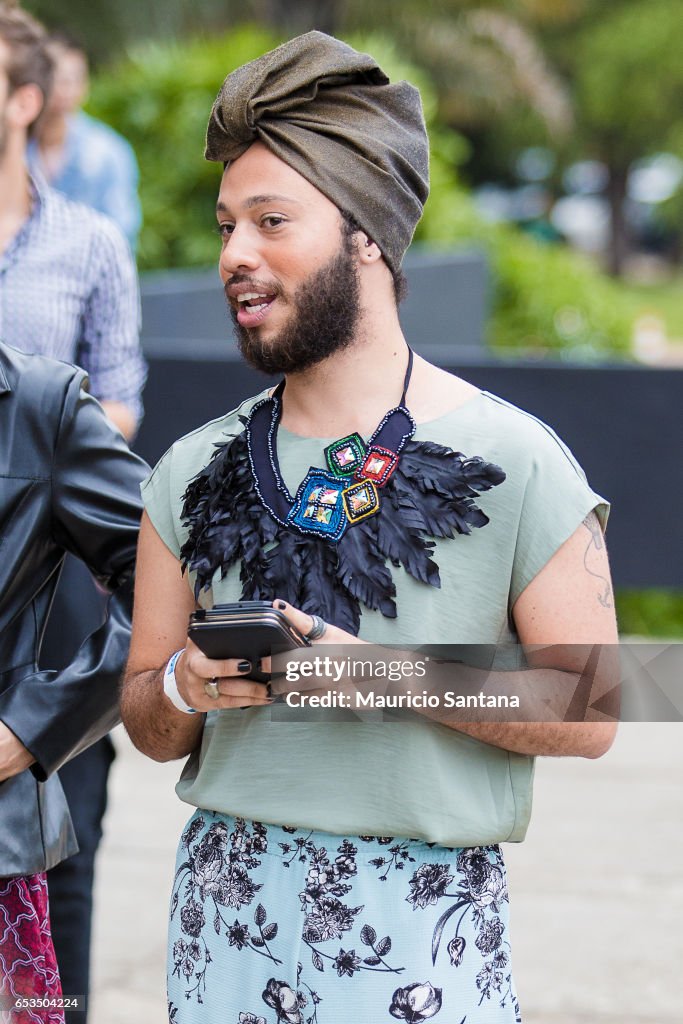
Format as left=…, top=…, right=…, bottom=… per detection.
left=305, top=615, right=327, bottom=641
left=204, top=678, right=220, bottom=700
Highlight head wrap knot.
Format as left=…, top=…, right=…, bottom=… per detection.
left=206, top=30, right=429, bottom=271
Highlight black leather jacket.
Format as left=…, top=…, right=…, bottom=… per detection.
left=0, top=344, right=148, bottom=877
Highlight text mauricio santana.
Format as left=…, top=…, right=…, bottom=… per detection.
left=283, top=690, right=520, bottom=709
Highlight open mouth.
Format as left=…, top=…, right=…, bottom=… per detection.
left=237, top=291, right=276, bottom=314
left=234, top=290, right=278, bottom=327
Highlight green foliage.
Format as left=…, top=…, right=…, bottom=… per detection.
left=571, top=0, right=683, bottom=168
left=88, top=25, right=631, bottom=355
left=88, top=25, right=279, bottom=268
left=487, top=227, right=631, bottom=355
left=620, top=275, right=683, bottom=341
left=25, top=0, right=123, bottom=64
left=615, top=590, right=683, bottom=640
left=24, top=0, right=258, bottom=65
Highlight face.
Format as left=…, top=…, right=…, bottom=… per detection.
left=0, top=39, right=10, bottom=158
left=0, top=36, right=46, bottom=150
left=46, top=46, right=88, bottom=117
left=217, top=142, right=363, bottom=375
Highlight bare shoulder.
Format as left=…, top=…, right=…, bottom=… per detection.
left=408, top=355, right=481, bottom=422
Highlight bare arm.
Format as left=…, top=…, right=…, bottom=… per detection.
left=120, top=512, right=271, bottom=762
left=423, top=511, right=619, bottom=758
left=100, top=399, right=137, bottom=442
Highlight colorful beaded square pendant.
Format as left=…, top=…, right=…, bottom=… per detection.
left=324, top=433, right=366, bottom=477
left=288, top=470, right=348, bottom=539
left=356, top=445, right=399, bottom=487
left=342, top=479, right=380, bottom=524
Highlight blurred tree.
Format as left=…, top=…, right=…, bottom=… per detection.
left=24, top=0, right=255, bottom=64
left=560, top=0, right=683, bottom=276
left=363, top=0, right=683, bottom=278
left=87, top=24, right=279, bottom=267
left=24, top=0, right=352, bottom=64
left=24, top=0, right=123, bottom=62
left=341, top=1, right=581, bottom=144
left=252, top=0, right=347, bottom=35
left=26, top=0, right=670, bottom=291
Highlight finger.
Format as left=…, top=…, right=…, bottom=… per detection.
left=269, top=674, right=320, bottom=695
left=272, top=598, right=314, bottom=638
left=211, top=679, right=270, bottom=701
left=268, top=677, right=291, bottom=696
left=186, top=652, right=254, bottom=679
left=214, top=690, right=272, bottom=706
left=219, top=695, right=272, bottom=709
left=197, top=679, right=272, bottom=712
left=197, top=692, right=272, bottom=712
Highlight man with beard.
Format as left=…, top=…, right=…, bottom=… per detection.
left=121, top=32, right=618, bottom=1024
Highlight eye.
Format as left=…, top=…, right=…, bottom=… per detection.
left=217, top=222, right=234, bottom=241
left=261, top=215, right=286, bottom=230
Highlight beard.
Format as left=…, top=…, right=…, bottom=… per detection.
left=226, top=235, right=362, bottom=376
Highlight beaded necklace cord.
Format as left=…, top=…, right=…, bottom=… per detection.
left=245, top=348, right=416, bottom=540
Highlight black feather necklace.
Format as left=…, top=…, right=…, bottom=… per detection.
left=180, top=350, right=506, bottom=635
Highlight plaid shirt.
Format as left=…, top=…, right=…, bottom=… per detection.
left=0, top=177, right=146, bottom=424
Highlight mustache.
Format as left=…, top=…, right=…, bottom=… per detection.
left=223, top=274, right=284, bottom=300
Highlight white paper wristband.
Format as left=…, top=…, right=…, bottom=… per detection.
left=162, top=649, right=197, bottom=714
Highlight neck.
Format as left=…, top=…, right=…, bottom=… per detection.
left=37, top=110, right=70, bottom=150
left=280, top=306, right=410, bottom=438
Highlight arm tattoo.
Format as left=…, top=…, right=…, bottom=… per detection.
left=582, top=512, right=613, bottom=608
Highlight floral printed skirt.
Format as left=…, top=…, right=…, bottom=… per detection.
left=168, top=811, right=522, bottom=1024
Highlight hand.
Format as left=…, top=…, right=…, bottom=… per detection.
left=173, top=638, right=273, bottom=712
left=269, top=599, right=369, bottom=704
left=271, top=599, right=366, bottom=647
left=0, top=721, right=35, bottom=782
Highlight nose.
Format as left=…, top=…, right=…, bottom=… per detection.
left=219, top=224, right=262, bottom=279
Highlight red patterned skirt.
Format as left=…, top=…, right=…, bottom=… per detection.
left=0, top=873, right=64, bottom=1024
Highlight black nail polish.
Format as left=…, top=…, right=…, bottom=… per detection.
left=238, top=660, right=251, bottom=672
left=277, top=601, right=286, bottom=610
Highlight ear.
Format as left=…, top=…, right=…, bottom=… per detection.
left=7, top=83, right=45, bottom=131
left=360, top=235, right=382, bottom=263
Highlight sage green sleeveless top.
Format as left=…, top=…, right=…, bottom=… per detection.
left=142, top=389, right=608, bottom=846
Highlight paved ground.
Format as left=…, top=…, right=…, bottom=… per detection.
left=88, top=723, right=683, bottom=1023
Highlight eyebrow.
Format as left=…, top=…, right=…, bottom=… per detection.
left=216, top=194, right=302, bottom=214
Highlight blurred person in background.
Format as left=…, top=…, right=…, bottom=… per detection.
left=0, top=4, right=146, bottom=1020
left=28, top=30, right=141, bottom=249
left=0, top=2, right=144, bottom=437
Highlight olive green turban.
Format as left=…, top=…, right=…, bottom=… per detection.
left=205, top=30, right=429, bottom=271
